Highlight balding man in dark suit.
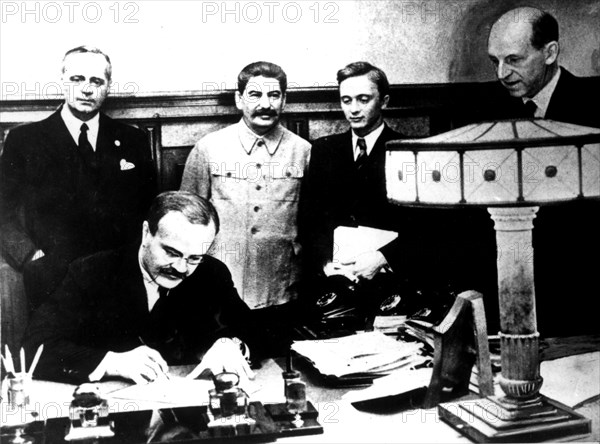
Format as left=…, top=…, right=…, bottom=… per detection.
left=470, top=7, right=600, bottom=337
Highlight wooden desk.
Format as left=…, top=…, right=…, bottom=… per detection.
left=2, top=353, right=598, bottom=443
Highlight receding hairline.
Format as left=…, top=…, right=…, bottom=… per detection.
left=155, top=210, right=217, bottom=232
left=62, top=48, right=112, bottom=80
left=489, top=7, right=543, bottom=42
left=146, top=191, right=220, bottom=236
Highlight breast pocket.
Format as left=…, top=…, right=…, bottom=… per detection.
left=211, top=171, right=252, bottom=201
left=268, top=166, right=304, bottom=202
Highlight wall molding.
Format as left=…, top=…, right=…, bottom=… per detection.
left=2, top=79, right=598, bottom=191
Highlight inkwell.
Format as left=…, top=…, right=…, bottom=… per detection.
left=282, top=349, right=307, bottom=428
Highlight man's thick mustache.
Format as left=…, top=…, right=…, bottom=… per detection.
left=253, top=110, right=277, bottom=117
left=160, top=268, right=187, bottom=280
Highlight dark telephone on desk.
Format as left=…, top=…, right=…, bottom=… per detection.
left=300, top=272, right=457, bottom=338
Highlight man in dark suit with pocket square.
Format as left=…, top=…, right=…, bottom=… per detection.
left=0, top=45, right=156, bottom=309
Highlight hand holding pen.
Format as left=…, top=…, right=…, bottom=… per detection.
left=100, top=345, right=170, bottom=384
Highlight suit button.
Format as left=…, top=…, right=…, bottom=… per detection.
left=256, top=185, right=262, bottom=190
left=256, top=163, right=262, bottom=169
left=251, top=227, right=259, bottom=234
left=254, top=206, right=260, bottom=212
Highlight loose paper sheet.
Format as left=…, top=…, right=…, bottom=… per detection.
left=342, top=367, right=433, bottom=404
left=107, top=359, right=283, bottom=408
left=540, top=351, right=600, bottom=408
left=332, top=225, right=398, bottom=265
left=108, top=376, right=214, bottom=407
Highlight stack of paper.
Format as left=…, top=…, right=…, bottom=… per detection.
left=373, top=315, right=408, bottom=335
left=342, top=367, right=433, bottom=404
left=402, top=319, right=435, bottom=349
left=291, top=331, right=429, bottom=379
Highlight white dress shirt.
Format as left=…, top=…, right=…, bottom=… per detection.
left=523, top=68, right=561, bottom=118
left=60, top=106, right=100, bottom=151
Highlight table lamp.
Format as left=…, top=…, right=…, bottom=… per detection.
left=385, top=119, right=599, bottom=442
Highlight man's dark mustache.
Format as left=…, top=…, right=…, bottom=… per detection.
left=160, top=267, right=187, bottom=280
left=253, top=110, right=277, bottom=117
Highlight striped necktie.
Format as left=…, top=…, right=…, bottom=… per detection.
left=356, top=138, right=367, bottom=170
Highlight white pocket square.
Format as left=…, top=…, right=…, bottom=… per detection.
left=120, top=159, right=135, bottom=170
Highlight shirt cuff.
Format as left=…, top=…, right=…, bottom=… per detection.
left=377, top=249, right=393, bottom=273
left=30, top=249, right=45, bottom=261
left=232, top=337, right=251, bottom=364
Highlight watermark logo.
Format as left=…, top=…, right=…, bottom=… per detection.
left=1, top=81, right=140, bottom=101
left=200, top=1, right=339, bottom=24
left=1, top=1, right=140, bottom=24
left=395, top=160, right=547, bottom=185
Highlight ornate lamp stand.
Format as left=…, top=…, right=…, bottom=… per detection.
left=386, top=119, right=599, bottom=442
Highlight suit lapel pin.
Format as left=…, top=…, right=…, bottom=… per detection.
left=120, top=159, right=135, bottom=170
left=114, top=140, right=121, bottom=147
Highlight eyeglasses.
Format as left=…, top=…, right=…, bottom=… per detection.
left=163, top=248, right=203, bottom=267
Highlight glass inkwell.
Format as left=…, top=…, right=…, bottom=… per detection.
left=282, top=352, right=307, bottom=428
left=65, top=383, right=114, bottom=440
left=207, top=371, right=254, bottom=428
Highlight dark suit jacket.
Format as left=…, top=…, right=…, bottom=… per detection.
left=0, top=109, right=156, bottom=270
left=301, top=124, right=497, bottom=297
left=301, top=124, right=435, bottom=280
left=23, top=244, right=261, bottom=384
left=471, top=67, right=599, bottom=128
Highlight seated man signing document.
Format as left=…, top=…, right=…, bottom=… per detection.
left=23, top=191, right=260, bottom=385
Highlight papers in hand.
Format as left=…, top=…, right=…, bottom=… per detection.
left=291, top=331, right=428, bottom=379
left=328, top=225, right=398, bottom=273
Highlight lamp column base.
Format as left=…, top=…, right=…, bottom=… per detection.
left=438, top=395, right=591, bottom=443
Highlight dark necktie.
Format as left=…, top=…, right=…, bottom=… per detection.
left=524, top=100, right=538, bottom=118
left=142, top=286, right=177, bottom=354
left=356, top=138, right=367, bottom=170
left=78, top=123, right=97, bottom=168
left=153, top=286, right=169, bottom=313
